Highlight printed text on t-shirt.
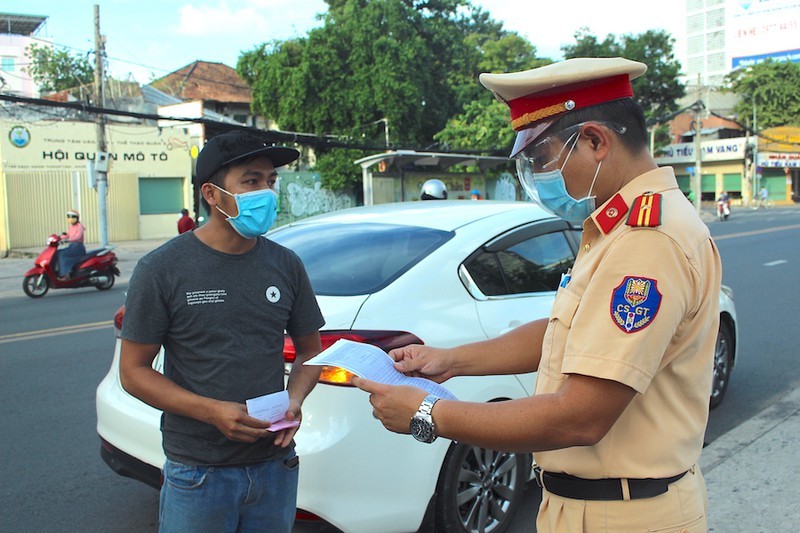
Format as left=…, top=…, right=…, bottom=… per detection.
left=186, top=289, right=227, bottom=305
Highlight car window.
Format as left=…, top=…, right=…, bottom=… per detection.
left=269, top=222, right=453, bottom=296
left=464, top=230, right=575, bottom=296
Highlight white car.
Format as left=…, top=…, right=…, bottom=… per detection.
left=96, top=201, right=738, bottom=533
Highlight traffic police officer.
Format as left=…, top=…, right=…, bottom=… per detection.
left=353, top=57, right=722, bottom=532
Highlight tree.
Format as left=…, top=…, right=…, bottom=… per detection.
left=25, top=43, right=94, bottom=93
left=238, top=0, right=540, bottom=190
left=562, top=28, right=685, bottom=122
left=724, top=60, right=800, bottom=130
left=313, top=148, right=370, bottom=194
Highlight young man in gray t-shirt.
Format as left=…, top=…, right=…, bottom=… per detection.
left=120, top=131, right=324, bottom=532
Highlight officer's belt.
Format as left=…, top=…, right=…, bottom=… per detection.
left=536, top=468, right=688, bottom=501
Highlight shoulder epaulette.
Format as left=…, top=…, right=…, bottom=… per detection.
left=626, top=192, right=662, bottom=228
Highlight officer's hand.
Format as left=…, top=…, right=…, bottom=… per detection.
left=389, top=345, right=453, bottom=383
left=351, top=377, right=426, bottom=434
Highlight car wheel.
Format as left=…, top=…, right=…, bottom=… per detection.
left=23, top=274, right=49, bottom=298
left=435, top=441, right=528, bottom=533
left=710, top=321, right=734, bottom=409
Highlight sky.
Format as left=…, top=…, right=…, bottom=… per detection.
left=20, top=0, right=686, bottom=84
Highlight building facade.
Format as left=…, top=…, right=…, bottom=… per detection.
left=1, top=120, right=193, bottom=251
left=685, top=0, right=800, bottom=86
left=0, top=13, right=47, bottom=98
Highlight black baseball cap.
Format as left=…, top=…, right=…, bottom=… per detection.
left=194, top=131, right=300, bottom=184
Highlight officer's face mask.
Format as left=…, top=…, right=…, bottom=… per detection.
left=212, top=184, right=278, bottom=238
left=515, top=122, right=624, bottom=227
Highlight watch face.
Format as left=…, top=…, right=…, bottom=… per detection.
left=410, top=417, right=435, bottom=443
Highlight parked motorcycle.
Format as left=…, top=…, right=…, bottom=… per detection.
left=716, top=198, right=731, bottom=221
left=22, top=234, right=120, bottom=298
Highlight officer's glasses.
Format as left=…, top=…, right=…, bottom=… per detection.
left=516, top=122, right=628, bottom=171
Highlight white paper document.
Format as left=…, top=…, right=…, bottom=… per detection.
left=246, top=390, right=300, bottom=432
left=303, top=339, right=457, bottom=400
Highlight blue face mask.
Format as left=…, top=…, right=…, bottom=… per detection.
left=213, top=185, right=278, bottom=238
left=515, top=129, right=602, bottom=227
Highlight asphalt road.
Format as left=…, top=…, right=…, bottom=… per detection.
left=1, top=205, right=798, bottom=532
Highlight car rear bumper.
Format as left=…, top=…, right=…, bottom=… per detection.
left=100, top=437, right=162, bottom=489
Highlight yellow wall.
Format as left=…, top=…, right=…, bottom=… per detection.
left=1, top=121, right=192, bottom=250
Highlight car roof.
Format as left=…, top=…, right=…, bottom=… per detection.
left=277, top=200, right=556, bottom=232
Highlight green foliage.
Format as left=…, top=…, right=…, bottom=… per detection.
left=314, top=148, right=370, bottom=192
left=237, top=0, right=540, bottom=150
left=25, top=43, right=94, bottom=93
left=724, top=60, right=800, bottom=129
left=434, top=99, right=515, bottom=152
left=562, top=28, right=685, bottom=121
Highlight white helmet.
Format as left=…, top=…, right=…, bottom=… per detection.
left=420, top=179, right=448, bottom=200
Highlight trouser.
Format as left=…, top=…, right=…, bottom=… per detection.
left=536, top=465, right=708, bottom=532
left=158, top=452, right=299, bottom=533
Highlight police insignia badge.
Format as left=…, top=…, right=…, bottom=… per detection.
left=610, top=276, right=662, bottom=333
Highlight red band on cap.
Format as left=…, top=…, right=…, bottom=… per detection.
left=508, top=74, right=634, bottom=131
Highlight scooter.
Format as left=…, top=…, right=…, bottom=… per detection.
left=22, top=234, right=120, bottom=298
left=716, top=198, right=731, bottom=221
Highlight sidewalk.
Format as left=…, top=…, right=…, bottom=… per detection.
left=701, top=385, right=800, bottom=531
left=2, top=234, right=800, bottom=529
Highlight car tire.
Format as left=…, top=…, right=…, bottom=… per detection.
left=710, top=321, right=734, bottom=409
left=434, top=441, right=528, bottom=533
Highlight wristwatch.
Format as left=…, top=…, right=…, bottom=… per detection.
left=410, top=394, right=440, bottom=443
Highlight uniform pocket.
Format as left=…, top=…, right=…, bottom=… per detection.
left=539, top=289, right=581, bottom=379
left=647, top=513, right=705, bottom=532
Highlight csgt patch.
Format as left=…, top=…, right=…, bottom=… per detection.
left=610, top=276, right=662, bottom=333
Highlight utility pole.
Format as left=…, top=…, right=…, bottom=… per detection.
left=751, top=101, right=759, bottom=206
left=692, top=77, right=703, bottom=214
left=93, top=4, right=109, bottom=246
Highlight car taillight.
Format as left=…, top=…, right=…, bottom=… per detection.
left=113, top=305, right=125, bottom=338
left=283, top=330, right=424, bottom=386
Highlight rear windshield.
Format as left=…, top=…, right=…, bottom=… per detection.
left=269, top=222, right=453, bottom=296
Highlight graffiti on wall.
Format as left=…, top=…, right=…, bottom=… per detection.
left=276, top=172, right=355, bottom=226
left=492, top=172, right=519, bottom=201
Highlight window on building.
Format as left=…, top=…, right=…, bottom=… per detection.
left=688, top=13, right=704, bottom=33
left=707, top=52, right=726, bottom=71
left=686, top=0, right=704, bottom=13
left=1, top=57, right=14, bottom=72
left=707, top=30, right=725, bottom=50
left=139, top=177, right=184, bottom=214
left=688, top=35, right=705, bottom=55
left=707, top=8, right=725, bottom=28
left=233, top=114, right=248, bottom=124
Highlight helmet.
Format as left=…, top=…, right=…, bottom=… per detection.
left=66, top=209, right=80, bottom=219
left=420, top=179, right=448, bottom=200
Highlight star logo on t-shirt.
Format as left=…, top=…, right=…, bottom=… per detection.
left=266, top=286, right=281, bottom=303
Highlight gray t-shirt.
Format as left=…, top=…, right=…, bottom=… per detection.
left=122, top=232, right=324, bottom=466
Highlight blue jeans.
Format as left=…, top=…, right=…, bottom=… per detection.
left=159, top=452, right=299, bottom=533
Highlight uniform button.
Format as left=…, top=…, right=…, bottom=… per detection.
left=584, top=244, right=590, bottom=252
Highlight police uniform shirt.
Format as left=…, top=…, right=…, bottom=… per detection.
left=534, top=166, right=722, bottom=479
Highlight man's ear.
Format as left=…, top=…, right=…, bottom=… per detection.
left=200, top=183, right=218, bottom=208
left=580, top=123, right=612, bottom=162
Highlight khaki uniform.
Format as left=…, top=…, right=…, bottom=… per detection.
left=535, top=167, right=722, bottom=532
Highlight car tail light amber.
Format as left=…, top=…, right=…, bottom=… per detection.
left=113, top=305, right=125, bottom=338
left=283, top=330, right=423, bottom=386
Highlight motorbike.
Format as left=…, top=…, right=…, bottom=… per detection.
left=22, top=234, right=120, bottom=298
left=716, top=198, right=731, bottom=221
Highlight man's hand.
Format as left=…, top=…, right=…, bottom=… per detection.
left=351, top=377, right=427, bottom=434
left=208, top=401, right=272, bottom=443
left=273, top=398, right=302, bottom=448
left=389, top=345, right=453, bottom=383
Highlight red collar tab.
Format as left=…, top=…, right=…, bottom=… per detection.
left=626, top=193, right=663, bottom=228
left=595, top=193, right=629, bottom=234
left=508, top=74, right=634, bottom=132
